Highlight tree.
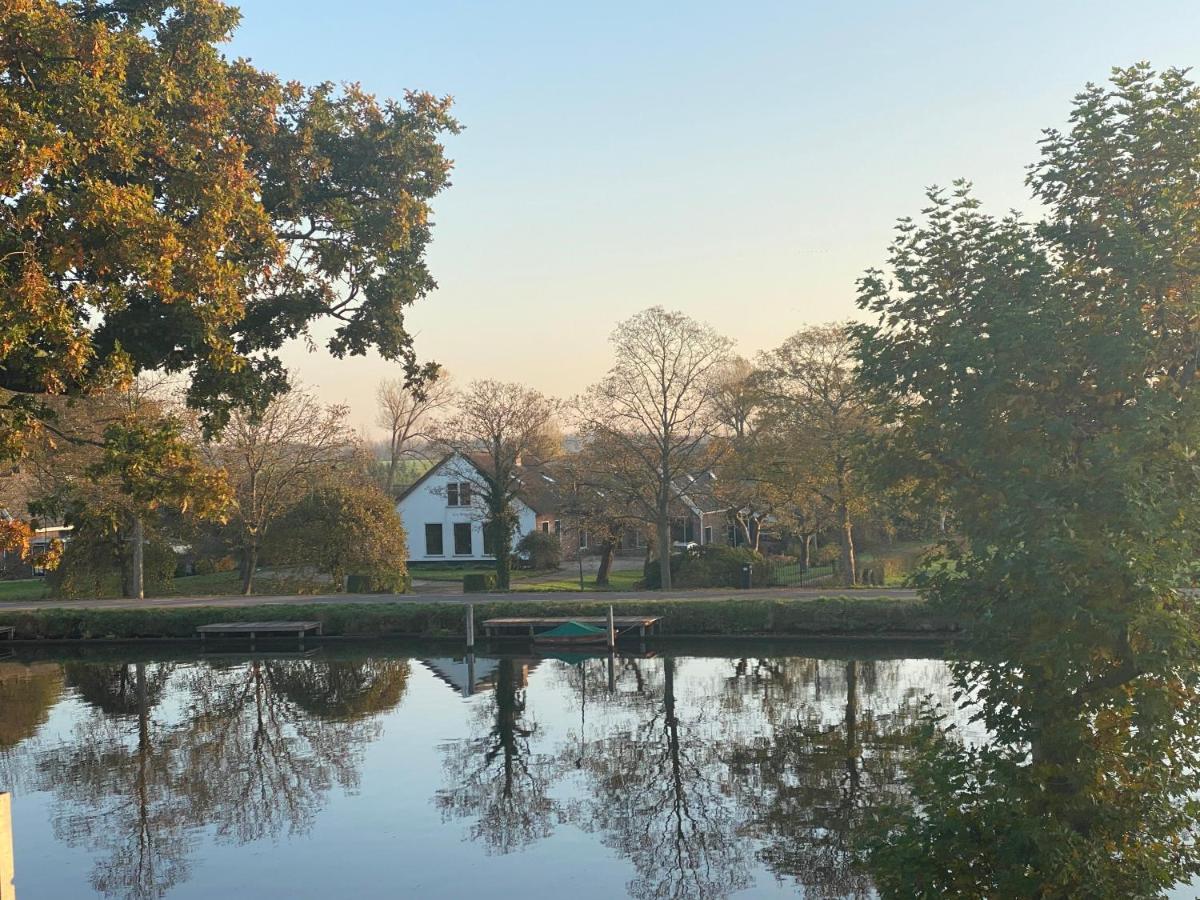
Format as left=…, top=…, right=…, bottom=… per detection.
left=199, top=389, right=352, bottom=594
left=376, top=370, right=453, bottom=494
left=854, top=66, right=1200, bottom=895
left=267, top=466, right=408, bottom=591
left=26, top=382, right=228, bottom=599
left=577, top=307, right=732, bottom=590
left=0, top=0, right=458, bottom=457
left=437, top=381, right=559, bottom=589
left=758, top=324, right=872, bottom=586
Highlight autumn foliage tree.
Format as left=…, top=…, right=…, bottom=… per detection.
left=0, top=0, right=457, bottom=457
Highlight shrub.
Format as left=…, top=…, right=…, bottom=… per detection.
left=515, top=530, right=561, bottom=570
left=463, top=573, right=498, bottom=593
left=644, top=545, right=764, bottom=589
left=48, top=530, right=177, bottom=599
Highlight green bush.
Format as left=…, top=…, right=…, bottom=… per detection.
left=516, top=530, right=561, bottom=570
left=346, top=571, right=408, bottom=593
left=463, top=573, right=498, bottom=593
left=48, top=531, right=177, bottom=599
left=644, top=545, right=764, bottom=589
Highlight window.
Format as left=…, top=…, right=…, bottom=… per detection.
left=425, top=524, right=444, bottom=556
left=541, top=521, right=550, bottom=534
left=554, top=520, right=561, bottom=536
left=453, top=522, right=473, bottom=556
left=579, top=530, right=589, bottom=550
left=482, top=521, right=496, bottom=556
left=704, top=526, right=713, bottom=545
left=446, top=482, right=472, bottom=507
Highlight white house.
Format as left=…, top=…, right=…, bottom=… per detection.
left=396, top=453, right=539, bottom=563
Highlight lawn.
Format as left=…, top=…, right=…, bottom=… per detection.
left=512, top=568, right=643, bottom=592
left=408, top=565, right=497, bottom=583
left=0, top=578, right=49, bottom=602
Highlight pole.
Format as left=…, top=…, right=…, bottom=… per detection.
left=607, top=650, right=616, bottom=693
left=0, top=792, right=13, bottom=900
left=607, top=604, right=615, bottom=651
left=466, top=603, right=475, bottom=650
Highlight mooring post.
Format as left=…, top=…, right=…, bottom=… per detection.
left=466, top=602, right=475, bottom=650
left=607, top=650, right=616, bottom=693
left=466, top=652, right=476, bottom=698
left=607, top=604, right=616, bottom=650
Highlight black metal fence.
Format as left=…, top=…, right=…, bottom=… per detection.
left=760, top=561, right=837, bottom=588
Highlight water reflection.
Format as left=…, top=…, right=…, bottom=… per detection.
left=32, top=658, right=410, bottom=900
left=0, top=643, right=998, bottom=897
left=864, top=625, right=1200, bottom=898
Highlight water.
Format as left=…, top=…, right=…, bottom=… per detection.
left=0, top=640, right=954, bottom=900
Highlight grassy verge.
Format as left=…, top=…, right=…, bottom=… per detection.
left=0, top=595, right=955, bottom=641
left=513, top=569, right=643, bottom=592
left=0, top=579, right=49, bottom=602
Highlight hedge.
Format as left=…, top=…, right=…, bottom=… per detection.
left=0, top=596, right=957, bottom=641
left=463, top=573, right=498, bottom=593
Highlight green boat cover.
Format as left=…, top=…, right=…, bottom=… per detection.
left=537, top=621, right=607, bottom=638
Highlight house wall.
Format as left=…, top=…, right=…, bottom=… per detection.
left=397, top=460, right=536, bottom=563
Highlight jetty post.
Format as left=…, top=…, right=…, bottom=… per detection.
left=466, top=603, right=475, bottom=650
left=607, top=605, right=616, bottom=650
left=1, top=792, right=14, bottom=900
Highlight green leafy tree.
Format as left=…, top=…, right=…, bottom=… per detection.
left=0, top=0, right=457, bottom=456
left=854, top=65, right=1200, bottom=896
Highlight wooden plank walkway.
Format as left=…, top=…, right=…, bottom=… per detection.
left=196, top=621, right=322, bottom=643
left=482, top=616, right=661, bottom=639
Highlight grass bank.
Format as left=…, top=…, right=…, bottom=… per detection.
left=0, top=595, right=955, bottom=641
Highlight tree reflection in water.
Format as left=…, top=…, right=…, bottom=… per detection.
left=36, top=657, right=409, bottom=900
left=725, top=658, right=914, bottom=899
left=864, top=625, right=1200, bottom=898
left=435, top=658, right=557, bottom=855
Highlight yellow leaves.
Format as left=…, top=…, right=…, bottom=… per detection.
left=0, top=519, right=32, bottom=557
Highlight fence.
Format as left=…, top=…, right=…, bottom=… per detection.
left=761, top=561, right=837, bottom=588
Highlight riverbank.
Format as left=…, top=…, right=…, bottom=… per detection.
left=0, top=594, right=951, bottom=641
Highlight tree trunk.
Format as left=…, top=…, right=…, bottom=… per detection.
left=835, top=462, right=857, bottom=586
left=596, top=540, right=615, bottom=586
left=130, top=515, right=145, bottom=600
left=656, top=507, right=672, bottom=591
left=385, top=453, right=398, bottom=495
left=241, top=541, right=258, bottom=595
left=493, top=517, right=513, bottom=589
left=802, top=533, right=813, bottom=569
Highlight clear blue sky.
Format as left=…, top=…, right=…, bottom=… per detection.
left=224, top=1, right=1200, bottom=431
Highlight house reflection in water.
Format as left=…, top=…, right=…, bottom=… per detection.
left=0, top=792, right=14, bottom=900
left=420, top=657, right=539, bottom=697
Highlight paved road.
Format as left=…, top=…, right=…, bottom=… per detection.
left=0, top=586, right=919, bottom=613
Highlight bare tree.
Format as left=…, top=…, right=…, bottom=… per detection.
left=437, top=380, right=559, bottom=588
left=757, top=323, right=872, bottom=586
left=577, top=307, right=732, bottom=590
left=712, top=356, right=762, bottom=439
left=376, top=371, right=454, bottom=494
left=200, top=389, right=353, bottom=594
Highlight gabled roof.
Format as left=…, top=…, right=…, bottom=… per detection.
left=395, top=451, right=559, bottom=514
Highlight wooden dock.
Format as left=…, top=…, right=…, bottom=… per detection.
left=0, top=626, right=13, bottom=642
left=482, top=616, right=662, bottom=639
left=196, top=621, right=322, bottom=643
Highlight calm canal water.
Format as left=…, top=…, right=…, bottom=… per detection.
left=0, top=640, right=1192, bottom=899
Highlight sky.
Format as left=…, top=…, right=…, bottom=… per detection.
left=223, top=0, right=1200, bottom=434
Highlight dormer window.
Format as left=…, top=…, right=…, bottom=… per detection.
left=446, top=482, right=472, bottom=507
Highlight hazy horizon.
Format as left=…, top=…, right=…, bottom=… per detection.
left=223, top=1, right=1200, bottom=434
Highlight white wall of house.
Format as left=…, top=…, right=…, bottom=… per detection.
left=397, top=455, right=538, bottom=563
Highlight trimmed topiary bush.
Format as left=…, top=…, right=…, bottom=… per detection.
left=463, top=573, right=498, bottom=593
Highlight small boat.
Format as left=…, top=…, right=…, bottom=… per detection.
left=533, top=621, right=610, bottom=646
